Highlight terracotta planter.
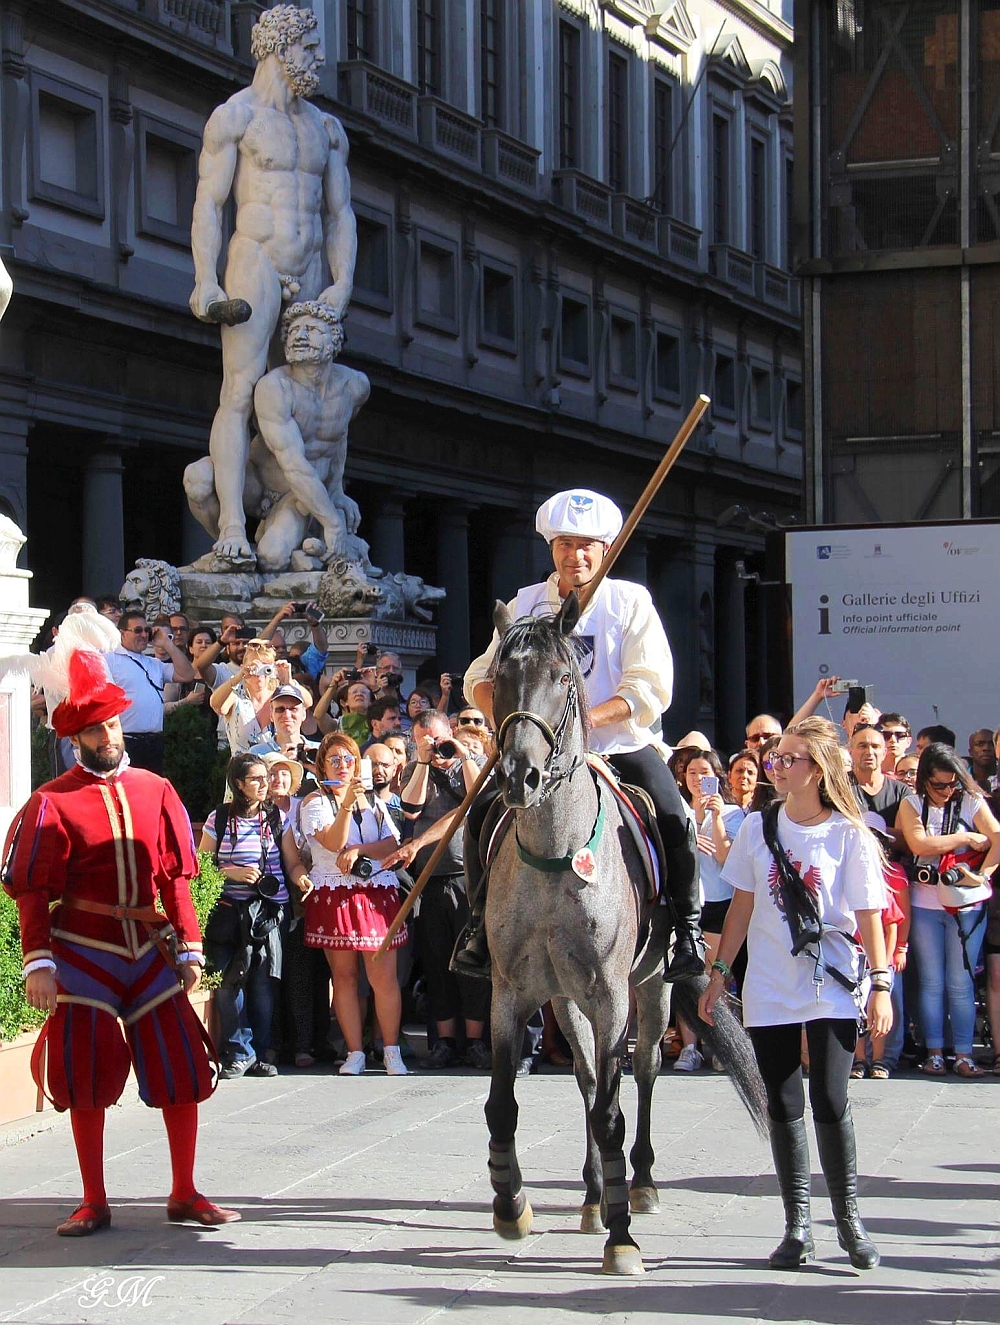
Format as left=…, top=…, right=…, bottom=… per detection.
left=0, top=990, right=216, bottom=1128
left=0, top=1028, right=48, bottom=1127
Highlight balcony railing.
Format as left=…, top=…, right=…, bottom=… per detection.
left=709, top=243, right=755, bottom=295
left=482, top=129, right=540, bottom=195
left=418, top=98, right=481, bottom=168
left=612, top=196, right=658, bottom=252
left=337, top=61, right=418, bottom=139
left=551, top=169, right=612, bottom=230
left=657, top=215, right=701, bottom=269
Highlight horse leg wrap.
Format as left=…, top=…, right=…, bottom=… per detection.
left=489, top=1142, right=517, bottom=1195
left=601, top=1154, right=629, bottom=1209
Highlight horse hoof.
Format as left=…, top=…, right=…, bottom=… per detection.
left=580, top=1203, right=604, bottom=1234
left=602, top=1244, right=645, bottom=1276
left=494, top=1201, right=534, bottom=1240
left=629, top=1186, right=661, bottom=1215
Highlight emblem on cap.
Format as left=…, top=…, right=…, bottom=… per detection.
left=569, top=494, right=594, bottom=513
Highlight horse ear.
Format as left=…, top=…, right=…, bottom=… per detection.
left=556, top=591, right=580, bottom=636
left=494, top=600, right=514, bottom=636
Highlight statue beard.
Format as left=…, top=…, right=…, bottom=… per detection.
left=281, top=54, right=320, bottom=98
left=286, top=344, right=331, bottom=364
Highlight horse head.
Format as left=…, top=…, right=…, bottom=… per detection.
left=491, top=593, right=587, bottom=809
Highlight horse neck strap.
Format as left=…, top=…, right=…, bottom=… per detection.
left=496, top=708, right=557, bottom=751
left=516, top=785, right=606, bottom=872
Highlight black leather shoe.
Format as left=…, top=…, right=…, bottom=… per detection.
left=450, top=921, right=492, bottom=979
left=814, top=1107, right=880, bottom=1270
left=768, top=1117, right=815, bottom=1268
left=515, top=1056, right=536, bottom=1077
left=663, top=926, right=706, bottom=983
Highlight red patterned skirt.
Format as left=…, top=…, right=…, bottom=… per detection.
left=304, top=883, right=408, bottom=951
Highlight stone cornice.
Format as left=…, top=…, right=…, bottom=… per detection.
left=711, top=0, right=793, bottom=51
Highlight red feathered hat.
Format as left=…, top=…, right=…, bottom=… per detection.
left=51, top=649, right=131, bottom=738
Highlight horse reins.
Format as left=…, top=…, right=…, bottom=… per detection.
left=495, top=668, right=584, bottom=797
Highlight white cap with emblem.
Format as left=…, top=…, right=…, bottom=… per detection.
left=535, top=489, right=623, bottom=544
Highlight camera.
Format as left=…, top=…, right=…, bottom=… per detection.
left=915, top=864, right=939, bottom=886
left=236, top=626, right=256, bottom=641
left=434, top=738, right=458, bottom=760
left=448, top=673, right=464, bottom=687
left=382, top=671, right=404, bottom=689
left=289, top=602, right=308, bottom=615
left=255, top=873, right=283, bottom=899
left=350, top=856, right=373, bottom=880
left=248, top=662, right=276, bottom=679
left=364, top=643, right=378, bottom=659
left=345, top=668, right=363, bottom=682
left=828, top=679, right=859, bottom=696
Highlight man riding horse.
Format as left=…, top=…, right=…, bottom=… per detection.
left=455, top=488, right=705, bottom=984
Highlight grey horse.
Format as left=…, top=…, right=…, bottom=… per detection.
left=481, top=594, right=767, bottom=1275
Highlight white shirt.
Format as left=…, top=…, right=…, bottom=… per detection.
left=699, top=804, right=747, bottom=903
left=464, top=573, right=673, bottom=757
left=904, top=790, right=985, bottom=912
left=722, top=807, right=887, bottom=1027
left=300, top=793, right=399, bottom=890
left=107, top=647, right=174, bottom=733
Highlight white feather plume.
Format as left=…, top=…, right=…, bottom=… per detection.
left=0, top=605, right=119, bottom=723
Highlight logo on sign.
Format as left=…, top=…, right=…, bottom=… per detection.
left=817, top=545, right=831, bottom=559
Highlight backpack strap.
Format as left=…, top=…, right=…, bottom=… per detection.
left=211, top=803, right=231, bottom=869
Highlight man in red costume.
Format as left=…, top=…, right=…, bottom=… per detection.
left=4, top=649, right=240, bottom=1236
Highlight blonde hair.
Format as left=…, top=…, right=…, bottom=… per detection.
left=784, top=716, right=879, bottom=848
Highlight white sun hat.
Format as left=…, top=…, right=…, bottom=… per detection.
left=535, top=489, right=624, bottom=544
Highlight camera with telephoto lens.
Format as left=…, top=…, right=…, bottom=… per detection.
left=254, top=873, right=283, bottom=899
left=350, top=856, right=373, bottom=880
left=434, top=738, right=458, bottom=760
left=383, top=671, right=404, bottom=689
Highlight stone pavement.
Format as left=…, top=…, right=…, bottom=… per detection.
left=0, top=1061, right=998, bottom=1325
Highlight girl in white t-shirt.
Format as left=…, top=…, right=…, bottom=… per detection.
left=699, top=717, right=891, bottom=1273
left=896, top=742, right=1000, bottom=1079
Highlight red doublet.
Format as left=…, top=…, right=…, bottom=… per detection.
left=5, top=764, right=215, bottom=1110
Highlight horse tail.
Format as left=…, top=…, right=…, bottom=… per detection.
left=671, top=977, right=768, bottom=1138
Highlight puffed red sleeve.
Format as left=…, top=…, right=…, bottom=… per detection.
left=3, top=792, right=72, bottom=966
left=154, top=779, right=202, bottom=953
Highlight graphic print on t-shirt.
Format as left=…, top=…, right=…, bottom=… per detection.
left=767, top=854, right=822, bottom=913
left=570, top=634, right=596, bottom=678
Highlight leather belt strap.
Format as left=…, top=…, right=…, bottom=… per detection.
left=62, top=897, right=163, bottom=923
left=61, top=896, right=181, bottom=972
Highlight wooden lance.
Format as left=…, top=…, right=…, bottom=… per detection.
left=375, top=393, right=710, bottom=955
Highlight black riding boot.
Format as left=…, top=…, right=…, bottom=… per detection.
left=814, top=1106, right=880, bottom=1269
left=663, top=821, right=706, bottom=983
left=768, top=1117, right=815, bottom=1268
left=449, top=801, right=492, bottom=980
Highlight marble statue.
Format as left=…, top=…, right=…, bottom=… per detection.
left=317, top=562, right=447, bottom=622
left=185, top=4, right=356, bottom=570
left=119, top=559, right=183, bottom=620
left=185, top=302, right=370, bottom=573
left=0, top=256, right=12, bottom=324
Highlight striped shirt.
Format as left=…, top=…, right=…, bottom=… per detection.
left=203, top=808, right=288, bottom=903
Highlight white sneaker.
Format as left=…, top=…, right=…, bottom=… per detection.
left=673, top=1045, right=704, bottom=1073
left=383, top=1045, right=409, bottom=1076
left=339, top=1050, right=367, bottom=1076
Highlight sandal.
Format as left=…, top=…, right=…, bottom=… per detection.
left=849, top=1061, right=867, bottom=1080
left=920, top=1054, right=946, bottom=1076
left=869, top=1063, right=890, bottom=1080
left=954, top=1056, right=985, bottom=1079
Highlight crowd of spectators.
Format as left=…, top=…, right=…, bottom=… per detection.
left=29, top=596, right=1000, bottom=1084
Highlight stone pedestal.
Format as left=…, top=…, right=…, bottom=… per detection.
left=0, top=519, right=49, bottom=839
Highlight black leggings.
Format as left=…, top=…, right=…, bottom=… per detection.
left=748, top=1019, right=858, bottom=1124
left=608, top=744, right=691, bottom=850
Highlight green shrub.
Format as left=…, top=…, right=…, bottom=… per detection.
left=0, top=850, right=229, bottom=1041
left=163, top=707, right=229, bottom=823
left=30, top=722, right=50, bottom=792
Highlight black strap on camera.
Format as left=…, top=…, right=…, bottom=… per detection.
left=760, top=802, right=863, bottom=999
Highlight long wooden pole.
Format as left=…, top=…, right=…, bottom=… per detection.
left=375, top=393, right=710, bottom=956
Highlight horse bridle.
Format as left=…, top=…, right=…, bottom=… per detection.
left=495, top=670, right=583, bottom=794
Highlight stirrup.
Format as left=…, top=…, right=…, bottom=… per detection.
left=450, top=922, right=491, bottom=979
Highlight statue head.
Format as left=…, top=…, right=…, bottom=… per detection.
left=250, top=5, right=323, bottom=97
left=281, top=301, right=344, bottom=364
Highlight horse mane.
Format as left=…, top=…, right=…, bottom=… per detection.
left=490, top=612, right=590, bottom=744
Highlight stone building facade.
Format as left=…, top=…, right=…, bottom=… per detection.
left=0, top=0, right=800, bottom=749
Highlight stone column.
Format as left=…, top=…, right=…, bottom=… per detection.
left=656, top=535, right=716, bottom=744
left=0, top=518, right=49, bottom=838
left=82, top=450, right=125, bottom=594
left=491, top=514, right=533, bottom=605
left=436, top=505, right=471, bottom=670
left=715, top=551, right=747, bottom=755
left=369, top=490, right=406, bottom=574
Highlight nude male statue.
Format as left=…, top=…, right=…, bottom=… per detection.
left=185, top=4, right=356, bottom=569
left=185, top=302, right=370, bottom=573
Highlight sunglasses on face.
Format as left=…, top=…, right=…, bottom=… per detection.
left=460, top=716, right=486, bottom=726
left=927, top=777, right=958, bottom=792
left=763, top=753, right=813, bottom=771
left=880, top=729, right=909, bottom=740
left=325, top=754, right=356, bottom=767
left=747, top=733, right=777, bottom=745
left=897, top=768, right=918, bottom=781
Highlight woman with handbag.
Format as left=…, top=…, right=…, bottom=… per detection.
left=300, top=732, right=409, bottom=1076
left=699, top=717, right=892, bottom=1271
left=896, top=742, right=1000, bottom=1078
left=199, top=753, right=312, bottom=1079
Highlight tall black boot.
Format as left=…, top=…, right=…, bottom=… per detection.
left=814, top=1106, right=880, bottom=1270
left=663, top=820, right=706, bottom=983
left=449, top=798, right=492, bottom=979
left=768, top=1117, right=815, bottom=1268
